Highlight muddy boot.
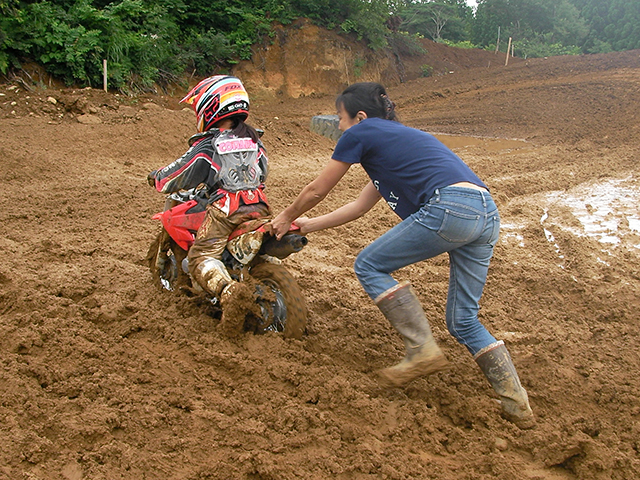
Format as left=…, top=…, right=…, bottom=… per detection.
left=192, top=258, right=233, bottom=298
left=375, top=282, right=449, bottom=388
left=474, top=341, right=536, bottom=429
left=191, top=259, right=255, bottom=335
left=217, top=282, right=256, bottom=336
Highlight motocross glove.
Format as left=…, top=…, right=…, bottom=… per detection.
left=147, top=170, right=157, bottom=188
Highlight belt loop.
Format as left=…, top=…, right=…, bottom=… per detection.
left=434, top=188, right=440, bottom=203
left=480, top=190, right=487, bottom=208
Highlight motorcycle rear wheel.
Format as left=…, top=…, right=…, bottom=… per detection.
left=249, top=262, right=307, bottom=339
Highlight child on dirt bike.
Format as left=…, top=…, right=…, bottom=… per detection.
left=270, top=82, right=534, bottom=429
left=148, top=75, right=270, bottom=307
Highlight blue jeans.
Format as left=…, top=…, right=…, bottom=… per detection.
left=354, top=186, right=500, bottom=355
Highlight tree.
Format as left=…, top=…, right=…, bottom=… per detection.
left=552, top=0, right=589, bottom=46
left=576, top=0, right=640, bottom=52
left=400, top=0, right=472, bottom=42
left=473, top=0, right=589, bottom=56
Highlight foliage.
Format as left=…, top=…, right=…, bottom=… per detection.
left=577, top=0, right=640, bottom=52
left=337, top=0, right=394, bottom=49
left=0, top=0, right=400, bottom=88
left=513, top=36, right=582, bottom=59
left=420, top=64, right=434, bottom=76
left=438, top=39, right=478, bottom=49
left=471, top=0, right=638, bottom=58
left=1, top=0, right=640, bottom=89
left=352, top=57, right=366, bottom=78
left=400, top=0, right=473, bottom=42
left=181, top=31, right=234, bottom=76
left=386, top=31, right=427, bottom=57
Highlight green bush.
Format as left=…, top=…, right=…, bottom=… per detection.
left=420, top=64, right=433, bottom=77
left=182, top=30, right=233, bottom=77
left=15, top=1, right=104, bottom=84
left=438, top=39, right=478, bottom=50
left=513, top=37, right=581, bottom=59
left=0, top=0, right=256, bottom=89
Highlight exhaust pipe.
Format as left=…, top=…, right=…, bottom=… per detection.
left=260, top=233, right=308, bottom=259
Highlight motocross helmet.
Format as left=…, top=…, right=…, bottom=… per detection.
left=180, top=75, right=250, bottom=132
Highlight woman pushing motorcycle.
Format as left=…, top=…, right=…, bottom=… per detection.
left=270, top=82, right=535, bottom=428
left=148, top=75, right=270, bottom=309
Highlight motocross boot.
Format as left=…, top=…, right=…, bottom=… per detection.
left=375, top=282, right=449, bottom=388
left=193, top=258, right=256, bottom=336
left=474, top=340, right=536, bottom=429
left=192, top=257, right=234, bottom=297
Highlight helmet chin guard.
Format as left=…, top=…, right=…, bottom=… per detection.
left=181, top=76, right=250, bottom=132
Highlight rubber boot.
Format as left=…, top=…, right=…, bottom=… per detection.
left=375, top=282, right=449, bottom=388
left=474, top=341, right=536, bottom=429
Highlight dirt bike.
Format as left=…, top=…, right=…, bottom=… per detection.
left=147, top=187, right=308, bottom=339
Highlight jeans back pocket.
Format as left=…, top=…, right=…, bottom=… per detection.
left=437, top=208, right=480, bottom=243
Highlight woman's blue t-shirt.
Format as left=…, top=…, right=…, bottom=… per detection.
left=332, top=117, right=487, bottom=220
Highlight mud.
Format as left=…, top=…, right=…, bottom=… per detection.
left=1, top=46, right=640, bottom=479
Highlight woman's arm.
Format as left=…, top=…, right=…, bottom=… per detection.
left=295, top=181, right=381, bottom=234
left=271, top=159, right=351, bottom=238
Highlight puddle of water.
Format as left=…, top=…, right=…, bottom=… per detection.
left=501, top=177, right=639, bottom=267
left=419, top=133, right=639, bottom=256
left=433, top=133, right=529, bottom=152
left=500, top=222, right=525, bottom=247
left=544, top=176, right=640, bottom=249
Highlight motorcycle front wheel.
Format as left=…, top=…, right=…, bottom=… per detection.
left=249, top=262, right=307, bottom=339
left=146, top=229, right=190, bottom=292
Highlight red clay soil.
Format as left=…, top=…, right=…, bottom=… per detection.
left=1, top=44, right=640, bottom=479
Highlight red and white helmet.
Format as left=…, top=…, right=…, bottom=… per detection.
left=180, top=75, right=250, bottom=132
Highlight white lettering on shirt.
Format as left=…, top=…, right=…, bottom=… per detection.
left=387, top=191, right=399, bottom=210
left=373, top=180, right=398, bottom=210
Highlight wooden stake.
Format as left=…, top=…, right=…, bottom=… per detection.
left=495, top=26, right=501, bottom=54
left=505, top=37, right=512, bottom=66
left=103, top=59, right=108, bottom=92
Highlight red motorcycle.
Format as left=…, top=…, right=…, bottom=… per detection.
left=147, top=187, right=308, bottom=338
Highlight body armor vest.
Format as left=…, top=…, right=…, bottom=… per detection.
left=214, top=131, right=264, bottom=192
left=209, top=130, right=269, bottom=216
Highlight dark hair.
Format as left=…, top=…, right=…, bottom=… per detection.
left=336, top=82, right=399, bottom=122
left=188, top=118, right=261, bottom=146
left=230, top=118, right=261, bottom=143
left=212, top=116, right=260, bottom=142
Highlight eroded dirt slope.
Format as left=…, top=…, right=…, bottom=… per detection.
left=1, top=48, right=640, bottom=480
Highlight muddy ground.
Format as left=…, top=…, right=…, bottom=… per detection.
left=1, top=45, right=640, bottom=480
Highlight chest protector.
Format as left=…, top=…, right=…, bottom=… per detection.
left=210, top=131, right=268, bottom=216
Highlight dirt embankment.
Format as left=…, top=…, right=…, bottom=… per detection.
left=234, top=18, right=516, bottom=97
left=1, top=27, right=640, bottom=480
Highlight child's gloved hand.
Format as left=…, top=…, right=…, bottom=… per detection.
left=147, top=170, right=157, bottom=187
